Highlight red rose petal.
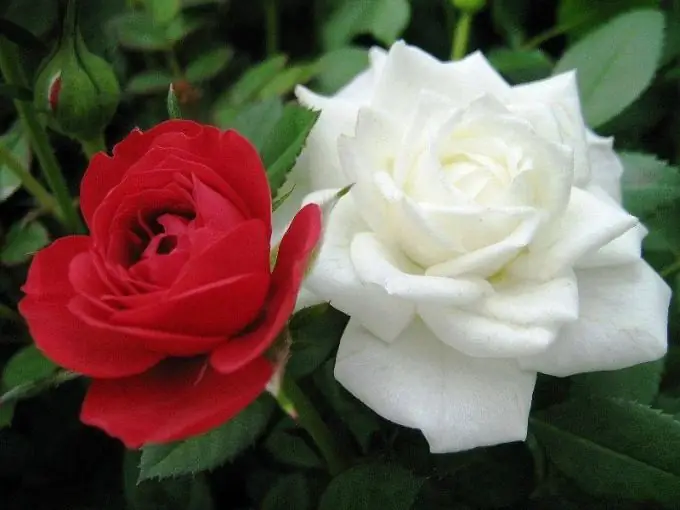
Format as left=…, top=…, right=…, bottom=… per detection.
left=22, top=236, right=91, bottom=298
left=112, top=273, right=270, bottom=337
left=191, top=175, right=246, bottom=231
left=80, top=356, right=273, bottom=448
left=80, top=121, right=203, bottom=229
left=172, top=219, right=269, bottom=294
left=68, top=296, right=226, bottom=356
left=210, top=204, right=321, bottom=374
left=216, top=131, right=272, bottom=230
left=19, top=297, right=162, bottom=378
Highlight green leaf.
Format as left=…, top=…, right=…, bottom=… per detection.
left=315, top=47, right=369, bottom=94
left=322, top=0, right=411, bottom=50
left=124, top=451, right=214, bottom=510
left=260, top=104, right=320, bottom=195
left=569, top=360, right=664, bottom=404
left=126, top=70, right=173, bottom=95
left=655, top=395, right=680, bottom=419
left=262, top=474, right=312, bottom=510
left=167, top=84, right=182, bottom=119
left=163, top=12, right=206, bottom=43
left=0, top=83, right=32, bottom=101
left=2, top=0, right=58, bottom=38
left=111, top=12, right=172, bottom=50
left=619, top=152, right=680, bottom=218
left=225, top=55, right=288, bottom=106
left=286, top=304, right=347, bottom=379
left=185, top=46, right=233, bottom=83
left=315, top=360, right=381, bottom=453
left=319, top=463, right=423, bottom=510
left=1, top=221, right=48, bottom=265
left=487, top=48, right=552, bottom=84
left=258, top=64, right=320, bottom=100
left=0, top=17, right=47, bottom=49
left=217, top=97, right=284, bottom=150
left=491, top=0, right=530, bottom=47
left=531, top=398, right=680, bottom=506
left=264, top=429, right=324, bottom=469
left=0, top=400, right=15, bottom=428
left=147, top=0, right=181, bottom=25
left=0, top=124, right=30, bottom=203
left=139, top=397, right=273, bottom=480
left=553, top=9, right=665, bottom=127
left=557, top=0, right=657, bottom=41
left=2, top=345, right=57, bottom=389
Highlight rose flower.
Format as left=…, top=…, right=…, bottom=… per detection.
left=20, top=120, right=321, bottom=448
left=281, top=41, right=671, bottom=453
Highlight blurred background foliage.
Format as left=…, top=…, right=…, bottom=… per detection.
left=2, top=0, right=680, bottom=509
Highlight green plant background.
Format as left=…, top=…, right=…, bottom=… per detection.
left=2, top=0, right=680, bottom=509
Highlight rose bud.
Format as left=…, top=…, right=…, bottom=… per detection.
left=19, top=120, right=321, bottom=448
left=34, top=0, right=120, bottom=141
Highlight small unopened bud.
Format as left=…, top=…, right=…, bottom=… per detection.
left=34, top=0, right=120, bottom=141
left=451, top=0, right=486, bottom=13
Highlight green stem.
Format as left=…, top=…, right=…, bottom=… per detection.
left=0, top=37, right=83, bottom=233
left=451, top=11, right=473, bottom=60
left=660, top=258, right=680, bottom=279
left=0, top=303, right=23, bottom=324
left=0, top=370, right=80, bottom=406
left=80, top=133, right=106, bottom=159
left=280, top=378, right=349, bottom=476
left=522, top=14, right=594, bottom=50
left=264, top=0, right=278, bottom=56
left=0, top=141, right=58, bottom=213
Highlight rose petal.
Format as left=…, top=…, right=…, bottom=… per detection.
left=335, top=46, right=387, bottom=103
left=371, top=42, right=509, bottom=123
left=350, top=232, right=489, bottom=305
left=305, top=195, right=416, bottom=342
left=172, top=219, right=270, bottom=294
left=22, top=236, right=90, bottom=298
left=81, top=357, right=272, bottom=448
left=81, top=120, right=203, bottom=228
left=508, top=72, right=590, bottom=187
left=419, top=305, right=557, bottom=358
left=335, top=319, right=536, bottom=453
left=210, top=204, right=321, bottom=374
left=68, top=295, right=226, bottom=356
left=216, top=131, right=272, bottom=229
left=19, top=297, right=162, bottom=377
left=112, top=273, right=270, bottom=336
left=508, top=187, right=638, bottom=280
left=585, top=131, right=623, bottom=202
left=518, top=260, right=670, bottom=376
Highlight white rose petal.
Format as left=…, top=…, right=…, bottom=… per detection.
left=289, top=41, right=671, bottom=454
left=518, top=260, right=670, bottom=376
left=335, top=319, right=536, bottom=453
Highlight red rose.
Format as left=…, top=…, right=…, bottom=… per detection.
left=19, top=120, right=321, bottom=448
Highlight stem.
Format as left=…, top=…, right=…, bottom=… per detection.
left=0, top=370, right=80, bottom=406
left=660, top=258, right=680, bottom=279
left=280, top=378, right=349, bottom=476
left=80, top=133, right=106, bottom=159
left=0, top=141, right=58, bottom=213
left=0, top=303, right=23, bottom=324
left=264, top=0, right=278, bottom=56
left=0, top=37, right=83, bottom=233
left=522, top=14, right=594, bottom=50
left=451, top=11, right=473, bottom=61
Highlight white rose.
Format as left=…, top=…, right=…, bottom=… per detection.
left=281, top=41, right=671, bottom=453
